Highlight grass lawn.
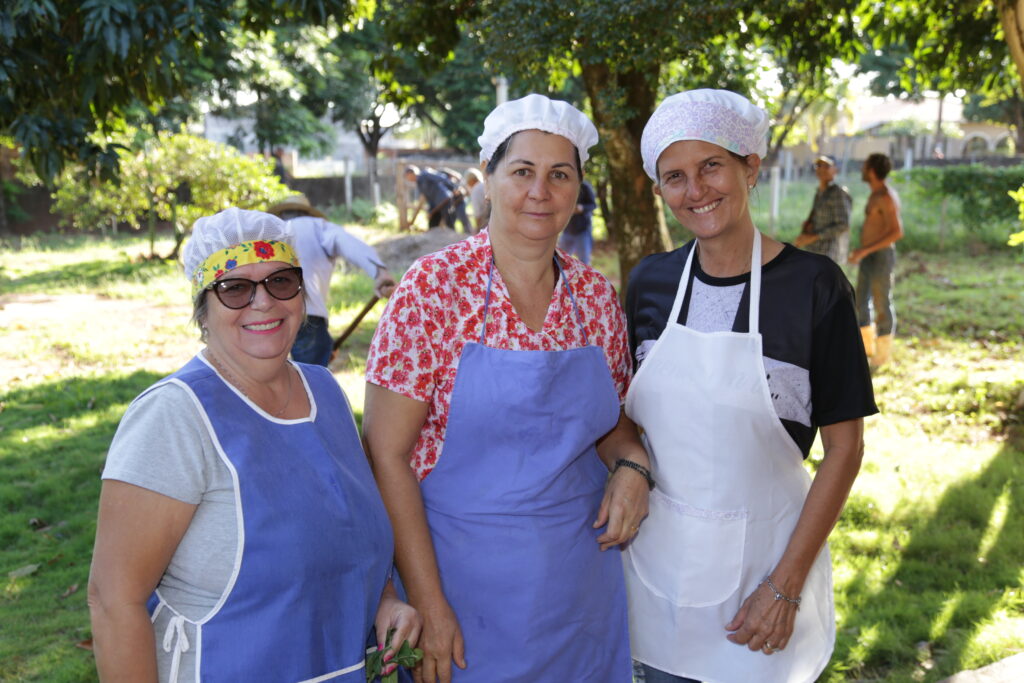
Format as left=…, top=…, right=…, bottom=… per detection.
left=1, top=227, right=1022, bottom=682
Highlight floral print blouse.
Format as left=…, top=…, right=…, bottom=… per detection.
left=366, top=230, right=630, bottom=480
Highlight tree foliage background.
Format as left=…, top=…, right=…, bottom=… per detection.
left=0, top=0, right=368, bottom=182
left=4, top=0, right=1024, bottom=267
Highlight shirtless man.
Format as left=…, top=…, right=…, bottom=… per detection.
left=850, top=153, right=904, bottom=366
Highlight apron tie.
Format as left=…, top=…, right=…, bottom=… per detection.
left=161, top=612, right=191, bottom=683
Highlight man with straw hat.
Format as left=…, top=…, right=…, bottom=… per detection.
left=268, top=194, right=396, bottom=366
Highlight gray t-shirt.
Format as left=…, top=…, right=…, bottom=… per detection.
left=102, top=380, right=238, bottom=683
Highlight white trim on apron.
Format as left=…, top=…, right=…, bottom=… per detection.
left=624, top=233, right=835, bottom=683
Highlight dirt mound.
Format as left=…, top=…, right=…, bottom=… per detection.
left=372, top=227, right=466, bottom=272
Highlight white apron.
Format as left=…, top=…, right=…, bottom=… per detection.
left=623, top=234, right=835, bottom=683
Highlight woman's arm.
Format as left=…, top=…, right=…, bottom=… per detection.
left=363, top=383, right=465, bottom=683
left=725, top=418, right=864, bottom=653
left=88, top=481, right=196, bottom=682
left=594, top=411, right=652, bottom=551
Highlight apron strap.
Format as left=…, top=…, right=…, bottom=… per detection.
left=161, top=613, right=191, bottom=683
left=667, top=232, right=763, bottom=334
left=480, top=255, right=590, bottom=345
left=667, top=244, right=697, bottom=326
left=480, top=258, right=498, bottom=344
left=555, top=256, right=590, bottom=346
left=749, top=231, right=761, bottom=335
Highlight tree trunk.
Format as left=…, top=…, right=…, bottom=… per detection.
left=595, top=179, right=614, bottom=241
left=1013, top=97, right=1024, bottom=151
left=581, top=63, right=670, bottom=292
left=0, top=185, right=7, bottom=237
left=1000, top=1, right=1024, bottom=84
left=358, top=116, right=387, bottom=197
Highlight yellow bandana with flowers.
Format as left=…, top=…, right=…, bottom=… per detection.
left=191, top=240, right=300, bottom=295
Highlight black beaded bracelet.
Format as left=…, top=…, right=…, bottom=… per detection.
left=614, top=459, right=655, bottom=490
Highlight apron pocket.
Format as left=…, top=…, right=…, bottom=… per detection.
left=628, top=489, right=747, bottom=607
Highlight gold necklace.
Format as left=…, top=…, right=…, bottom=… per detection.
left=205, top=349, right=294, bottom=417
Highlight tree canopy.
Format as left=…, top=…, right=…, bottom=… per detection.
left=0, top=0, right=367, bottom=182
left=376, top=0, right=862, bottom=285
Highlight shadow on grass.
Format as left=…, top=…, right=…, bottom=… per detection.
left=1, top=370, right=164, bottom=682
left=832, top=428, right=1024, bottom=681
left=3, top=258, right=176, bottom=294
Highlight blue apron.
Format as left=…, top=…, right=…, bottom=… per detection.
left=147, top=356, right=393, bottom=682
left=418, top=258, right=632, bottom=682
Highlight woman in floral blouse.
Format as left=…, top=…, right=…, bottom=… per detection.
left=362, top=94, right=652, bottom=683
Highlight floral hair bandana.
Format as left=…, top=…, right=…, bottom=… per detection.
left=182, top=207, right=297, bottom=296
left=191, top=240, right=299, bottom=295
left=641, top=89, right=770, bottom=181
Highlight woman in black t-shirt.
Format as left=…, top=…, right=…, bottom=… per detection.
left=621, top=89, right=877, bottom=683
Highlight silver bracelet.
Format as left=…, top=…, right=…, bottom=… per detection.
left=762, top=575, right=801, bottom=608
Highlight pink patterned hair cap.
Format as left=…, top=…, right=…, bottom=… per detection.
left=478, top=94, right=599, bottom=166
left=641, top=89, right=770, bottom=181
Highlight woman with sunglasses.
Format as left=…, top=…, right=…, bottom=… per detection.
left=88, top=208, right=419, bottom=682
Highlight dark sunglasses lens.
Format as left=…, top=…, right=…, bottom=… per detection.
left=215, top=280, right=256, bottom=309
left=266, top=269, right=302, bottom=300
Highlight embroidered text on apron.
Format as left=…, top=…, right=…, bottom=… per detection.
left=623, top=235, right=835, bottom=683
left=147, top=356, right=393, bottom=682
left=418, top=257, right=633, bottom=682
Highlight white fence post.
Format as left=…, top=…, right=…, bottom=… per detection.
left=343, top=158, right=353, bottom=207
left=770, top=166, right=782, bottom=235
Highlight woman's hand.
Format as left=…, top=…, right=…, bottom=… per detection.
left=594, top=411, right=651, bottom=551
left=411, top=598, right=466, bottom=683
left=594, top=465, right=650, bottom=551
left=374, top=581, right=423, bottom=678
left=726, top=418, right=864, bottom=656
left=725, top=580, right=799, bottom=655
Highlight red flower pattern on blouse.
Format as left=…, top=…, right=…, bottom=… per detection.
left=366, top=230, right=631, bottom=481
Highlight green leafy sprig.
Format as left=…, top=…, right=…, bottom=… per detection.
left=366, top=627, right=423, bottom=683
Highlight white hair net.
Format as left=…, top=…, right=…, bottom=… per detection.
left=641, top=89, right=770, bottom=180
left=478, top=94, right=599, bottom=165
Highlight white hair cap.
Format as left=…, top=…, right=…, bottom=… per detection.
left=641, top=89, right=770, bottom=180
left=478, top=93, right=599, bottom=165
left=182, top=207, right=294, bottom=283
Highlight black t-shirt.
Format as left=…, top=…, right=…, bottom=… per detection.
left=625, top=240, right=878, bottom=457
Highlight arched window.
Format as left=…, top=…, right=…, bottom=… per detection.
left=963, top=136, right=990, bottom=157
left=994, top=135, right=1015, bottom=156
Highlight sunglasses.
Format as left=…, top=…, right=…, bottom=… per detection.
left=206, top=267, right=304, bottom=309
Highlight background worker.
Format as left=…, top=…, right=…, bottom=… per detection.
left=794, top=155, right=852, bottom=265
left=405, top=165, right=459, bottom=230
left=558, top=178, right=598, bottom=264
left=849, top=152, right=904, bottom=366
left=440, top=167, right=473, bottom=233
left=268, top=195, right=396, bottom=366
left=464, top=168, right=488, bottom=232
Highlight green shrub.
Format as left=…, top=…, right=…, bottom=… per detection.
left=892, top=165, right=1024, bottom=231
left=332, top=199, right=400, bottom=230
left=50, top=127, right=291, bottom=258
left=1008, top=184, right=1024, bottom=252
left=2, top=179, right=28, bottom=222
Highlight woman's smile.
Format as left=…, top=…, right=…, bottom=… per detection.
left=242, top=319, right=285, bottom=334
left=691, top=199, right=723, bottom=215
